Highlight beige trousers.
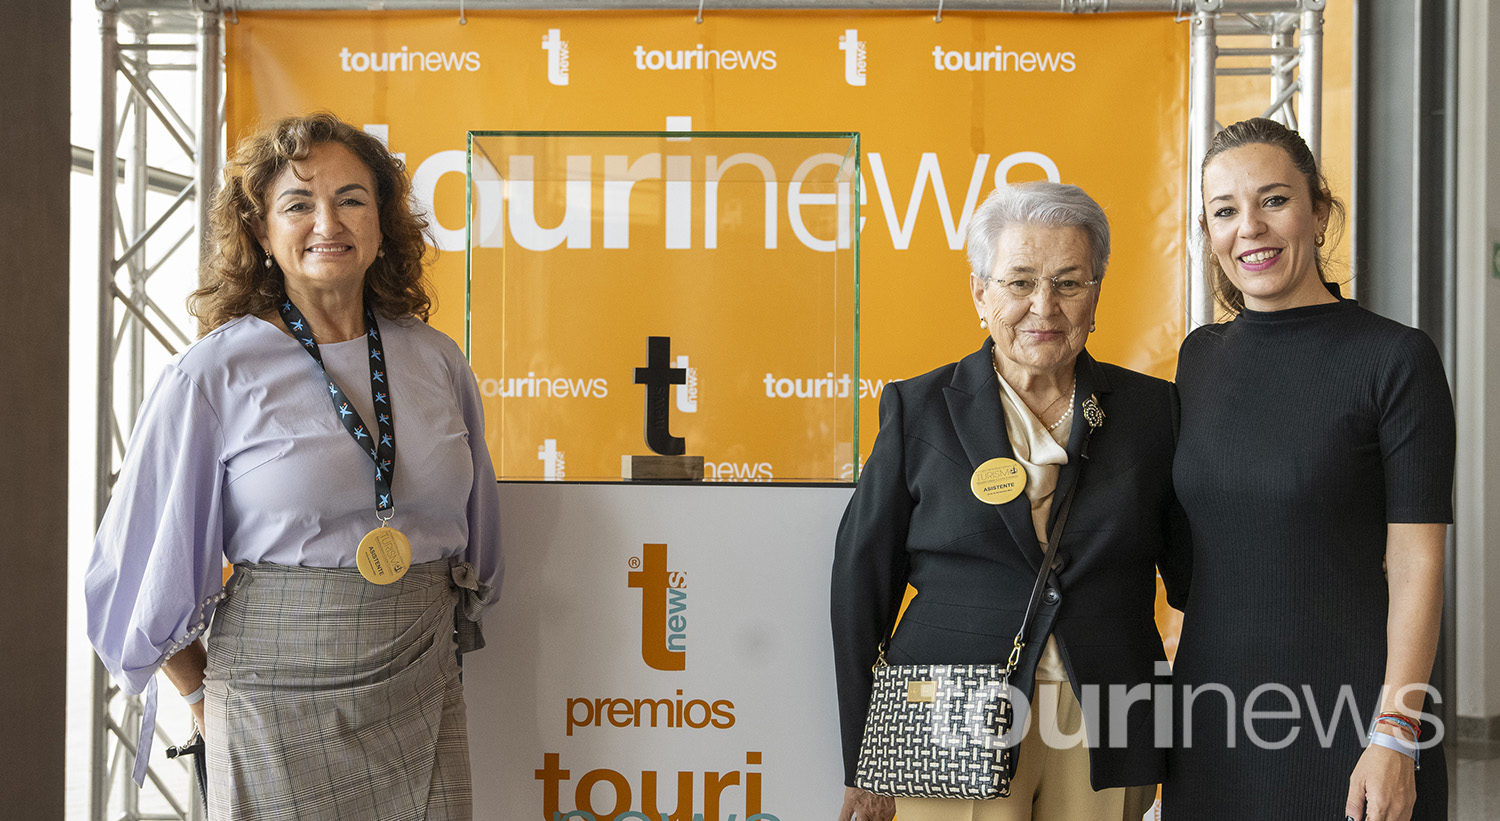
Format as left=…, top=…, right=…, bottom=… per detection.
left=894, top=681, right=1157, bottom=821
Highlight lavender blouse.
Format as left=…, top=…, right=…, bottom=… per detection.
left=85, top=314, right=503, bottom=782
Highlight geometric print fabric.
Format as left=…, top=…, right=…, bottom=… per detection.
left=855, top=664, right=1017, bottom=799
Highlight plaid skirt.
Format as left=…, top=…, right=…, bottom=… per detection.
left=203, top=560, right=477, bottom=821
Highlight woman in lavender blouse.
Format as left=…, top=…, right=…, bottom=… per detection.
left=86, top=112, right=503, bottom=820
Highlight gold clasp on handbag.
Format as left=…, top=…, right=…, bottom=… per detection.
left=1004, top=636, right=1024, bottom=673
left=872, top=642, right=889, bottom=671
left=907, top=681, right=936, bottom=702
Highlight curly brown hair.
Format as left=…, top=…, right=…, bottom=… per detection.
left=1199, top=117, right=1345, bottom=316
left=191, top=111, right=434, bottom=332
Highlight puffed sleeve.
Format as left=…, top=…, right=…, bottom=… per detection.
left=450, top=347, right=502, bottom=653
left=1377, top=327, right=1455, bottom=523
left=830, top=382, right=915, bottom=786
left=85, top=363, right=228, bottom=785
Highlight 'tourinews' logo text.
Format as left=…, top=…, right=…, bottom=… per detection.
left=762, top=372, right=897, bottom=399
left=628, top=544, right=687, bottom=671
left=338, top=46, right=480, bottom=73
left=838, top=29, right=866, bottom=86
left=633, top=44, right=778, bottom=71
left=542, top=29, right=569, bottom=85
left=477, top=373, right=608, bottom=399
left=932, top=45, right=1075, bottom=73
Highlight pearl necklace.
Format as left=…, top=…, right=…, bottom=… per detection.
left=1047, top=382, right=1076, bottom=432
left=993, top=358, right=1076, bottom=432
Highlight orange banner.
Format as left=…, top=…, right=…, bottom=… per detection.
left=227, top=11, right=1188, bottom=478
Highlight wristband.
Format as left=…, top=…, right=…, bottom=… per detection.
left=1375, top=711, right=1421, bottom=739
left=1375, top=716, right=1419, bottom=740
left=1367, top=726, right=1420, bottom=768
left=182, top=684, right=206, bottom=705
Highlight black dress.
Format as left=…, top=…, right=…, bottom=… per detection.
left=1164, top=298, right=1454, bottom=819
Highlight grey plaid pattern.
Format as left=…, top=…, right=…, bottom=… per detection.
left=203, top=560, right=473, bottom=820
left=855, top=664, right=1017, bottom=799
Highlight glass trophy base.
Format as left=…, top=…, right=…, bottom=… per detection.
left=621, top=455, right=706, bottom=481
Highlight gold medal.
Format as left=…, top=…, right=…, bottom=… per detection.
left=970, top=457, right=1026, bottom=505
left=356, top=525, right=412, bottom=585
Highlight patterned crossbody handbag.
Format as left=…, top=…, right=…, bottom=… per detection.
left=852, top=458, right=1082, bottom=800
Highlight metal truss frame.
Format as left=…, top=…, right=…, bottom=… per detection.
left=86, top=1, right=1324, bottom=818
left=1187, top=0, right=1327, bottom=325
left=91, top=2, right=219, bottom=819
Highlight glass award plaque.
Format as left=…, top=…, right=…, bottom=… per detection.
left=466, top=130, right=859, bottom=483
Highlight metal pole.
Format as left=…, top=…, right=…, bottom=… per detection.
left=1298, top=4, right=1324, bottom=164
left=121, top=0, right=1308, bottom=10
left=197, top=5, right=221, bottom=294
left=129, top=19, right=150, bottom=422
left=1187, top=8, right=1218, bottom=329
left=121, top=16, right=148, bottom=816
left=92, top=9, right=120, bottom=821
left=1269, top=15, right=1292, bottom=124
left=179, top=16, right=222, bottom=817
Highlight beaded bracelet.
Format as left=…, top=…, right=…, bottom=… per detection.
left=1375, top=711, right=1421, bottom=740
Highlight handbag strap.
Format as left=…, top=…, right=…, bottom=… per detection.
left=873, top=405, right=1100, bottom=674
left=1004, top=478, right=1077, bottom=675
left=1003, top=413, right=1099, bottom=675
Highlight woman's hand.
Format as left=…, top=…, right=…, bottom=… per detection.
left=837, top=786, right=894, bottom=821
left=188, top=699, right=206, bottom=737
left=1343, top=735, right=1416, bottom=821
left=159, top=639, right=209, bottom=737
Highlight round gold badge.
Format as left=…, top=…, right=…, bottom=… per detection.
left=970, top=457, right=1027, bottom=505
left=356, top=525, right=412, bottom=585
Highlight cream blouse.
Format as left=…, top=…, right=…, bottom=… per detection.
left=995, top=371, right=1072, bottom=683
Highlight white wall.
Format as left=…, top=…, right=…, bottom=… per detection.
left=1454, top=0, right=1500, bottom=727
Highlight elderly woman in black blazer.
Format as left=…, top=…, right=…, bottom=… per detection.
left=832, top=181, right=1191, bottom=821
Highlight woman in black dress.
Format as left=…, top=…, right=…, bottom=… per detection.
left=1165, top=118, right=1453, bottom=821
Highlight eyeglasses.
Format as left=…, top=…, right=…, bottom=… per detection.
left=986, top=275, right=1099, bottom=300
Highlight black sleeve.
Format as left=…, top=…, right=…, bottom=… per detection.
left=1159, top=380, right=1193, bottom=610
left=1377, top=328, right=1456, bottom=524
left=830, top=382, right=915, bottom=787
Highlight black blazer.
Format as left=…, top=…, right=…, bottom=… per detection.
left=831, top=340, right=1191, bottom=790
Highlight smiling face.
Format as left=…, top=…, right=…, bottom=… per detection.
left=971, top=222, right=1099, bottom=386
left=1201, top=142, right=1332, bottom=312
left=256, top=141, right=383, bottom=304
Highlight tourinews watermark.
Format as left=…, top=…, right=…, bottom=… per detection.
left=928, top=672, right=1443, bottom=752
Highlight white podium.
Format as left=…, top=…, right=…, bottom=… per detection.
left=467, top=483, right=854, bottom=821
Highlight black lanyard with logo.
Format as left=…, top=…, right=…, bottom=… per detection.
left=279, top=297, right=411, bottom=584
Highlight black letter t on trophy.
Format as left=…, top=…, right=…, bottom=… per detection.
left=634, top=336, right=687, bottom=456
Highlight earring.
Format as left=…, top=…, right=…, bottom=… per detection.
left=1314, top=233, right=1326, bottom=248
left=377, top=244, right=386, bottom=259
left=263, top=249, right=273, bottom=269
left=979, top=318, right=989, bottom=330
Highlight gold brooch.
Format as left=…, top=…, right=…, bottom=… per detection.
left=1082, top=394, right=1105, bottom=429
